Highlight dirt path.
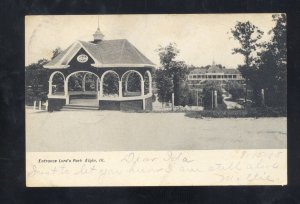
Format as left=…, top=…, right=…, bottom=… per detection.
left=26, top=109, right=287, bottom=152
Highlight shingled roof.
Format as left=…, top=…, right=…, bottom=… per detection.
left=44, top=39, right=155, bottom=69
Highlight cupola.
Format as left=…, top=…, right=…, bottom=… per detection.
left=93, top=18, right=104, bottom=43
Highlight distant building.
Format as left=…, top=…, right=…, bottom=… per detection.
left=187, top=61, right=244, bottom=90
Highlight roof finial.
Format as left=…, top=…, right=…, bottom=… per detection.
left=93, top=15, right=104, bottom=42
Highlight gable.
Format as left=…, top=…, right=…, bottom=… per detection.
left=68, top=48, right=95, bottom=68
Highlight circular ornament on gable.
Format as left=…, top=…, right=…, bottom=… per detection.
left=77, top=54, right=88, bottom=63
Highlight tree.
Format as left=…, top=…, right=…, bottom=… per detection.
left=231, top=21, right=264, bottom=105
left=51, top=47, right=63, bottom=59
left=25, top=47, right=63, bottom=105
left=156, top=43, right=189, bottom=106
left=155, top=69, right=173, bottom=105
left=25, top=59, right=49, bottom=104
left=258, top=14, right=287, bottom=107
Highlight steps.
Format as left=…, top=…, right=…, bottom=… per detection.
left=61, top=104, right=99, bottom=111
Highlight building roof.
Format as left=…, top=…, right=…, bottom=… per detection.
left=189, top=68, right=207, bottom=74
left=223, top=69, right=240, bottom=74
left=207, top=64, right=224, bottom=73
left=189, top=66, right=241, bottom=75
left=44, top=39, right=155, bottom=69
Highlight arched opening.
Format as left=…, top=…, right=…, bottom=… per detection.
left=49, top=71, right=65, bottom=95
left=66, top=71, right=99, bottom=106
left=121, top=70, right=143, bottom=97
left=68, top=72, right=84, bottom=92
left=82, top=73, right=99, bottom=92
left=100, top=71, right=120, bottom=98
left=144, top=71, right=152, bottom=95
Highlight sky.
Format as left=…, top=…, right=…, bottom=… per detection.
left=25, top=14, right=277, bottom=68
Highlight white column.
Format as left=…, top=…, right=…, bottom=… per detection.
left=119, top=81, right=122, bottom=98
left=39, top=101, right=42, bottom=110
left=141, top=79, right=144, bottom=96
left=99, top=80, right=103, bottom=98
left=82, top=75, right=86, bottom=92
left=64, top=79, right=68, bottom=96
left=96, top=78, right=99, bottom=100
left=149, top=76, right=152, bottom=95
left=48, top=80, right=52, bottom=96
left=142, top=99, right=145, bottom=110
left=125, top=74, right=129, bottom=92
left=96, top=78, right=99, bottom=92
left=64, top=79, right=69, bottom=104
left=33, top=101, right=36, bottom=111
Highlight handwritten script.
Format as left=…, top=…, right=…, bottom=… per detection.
left=26, top=150, right=286, bottom=186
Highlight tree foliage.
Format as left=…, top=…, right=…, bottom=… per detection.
left=25, top=59, right=49, bottom=104
left=25, top=47, right=63, bottom=104
left=231, top=21, right=264, bottom=105
left=231, top=21, right=264, bottom=66
left=155, top=69, right=173, bottom=103
left=230, top=18, right=286, bottom=107
left=258, top=14, right=287, bottom=107
left=155, top=43, right=189, bottom=105
left=51, top=47, right=63, bottom=60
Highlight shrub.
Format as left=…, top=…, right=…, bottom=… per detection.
left=152, top=93, right=156, bottom=102
left=185, top=107, right=287, bottom=118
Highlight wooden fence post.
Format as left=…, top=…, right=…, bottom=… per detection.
left=214, top=90, right=218, bottom=108
left=261, top=89, right=265, bottom=106
left=172, top=93, right=174, bottom=111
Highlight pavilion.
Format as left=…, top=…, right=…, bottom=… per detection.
left=44, top=25, right=155, bottom=111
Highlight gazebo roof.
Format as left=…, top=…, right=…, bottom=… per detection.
left=44, top=39, right=155, bottom=69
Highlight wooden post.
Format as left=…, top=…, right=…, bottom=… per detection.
left=214, top=90, right=218, bottom=108
left=172, top=93, right=174, bottom=111
left=33, top=101, right=36, bottom=111
left=45, top=100, right=48, bottom=111
left=196, top=90, right=199, bottom=107
left=39, top=101, right=42, bottom=110
left=211, top=90, right=214, bottom=109
left=245, top=80, right=248, bottom=106
left=261, top=89, right=265, bottom=106
left=142, top=99, right=145, bottom=111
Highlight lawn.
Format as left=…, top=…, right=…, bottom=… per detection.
left=26, top=109, right=287, bottom=152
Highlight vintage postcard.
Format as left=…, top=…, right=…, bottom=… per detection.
left=25, top=14, right=287, bottom=186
